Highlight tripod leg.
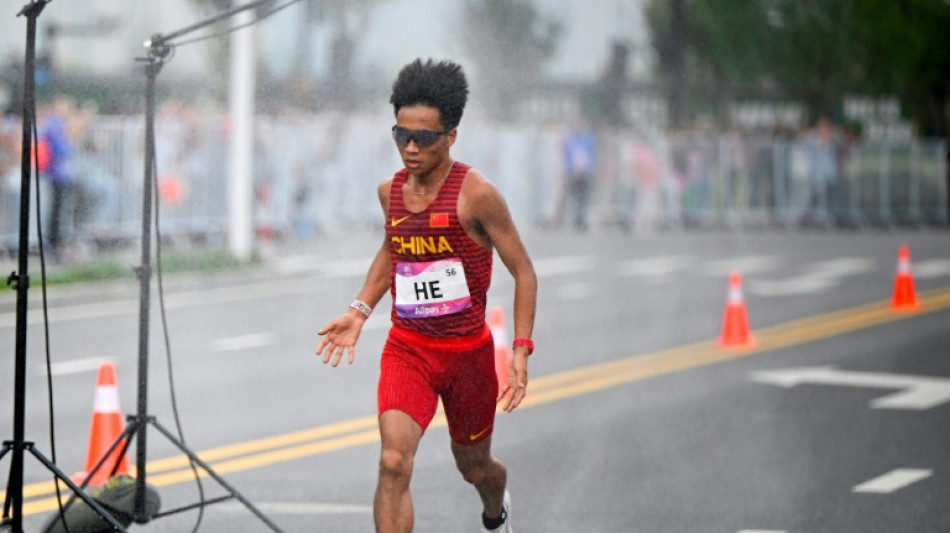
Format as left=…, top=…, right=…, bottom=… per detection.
left=148, top=420, right=284, bottom=533
left=74, top=421, right=137, bottom=492
left=3, top=443, right=12, bottom=520
left=3, top=440, right=24, bottom=528
left=27, top=445, right=129, bottom=532
left=52, top=419, right=139, bottom=521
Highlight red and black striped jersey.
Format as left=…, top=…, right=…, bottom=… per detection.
left=387, top=161, right=493, bottom=337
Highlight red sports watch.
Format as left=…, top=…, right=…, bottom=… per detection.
left=512, top=338, right=535, bottom=355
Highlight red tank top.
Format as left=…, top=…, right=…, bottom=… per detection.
left=387, top=161, right=493, bottom=337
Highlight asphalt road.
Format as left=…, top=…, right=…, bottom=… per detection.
left=2, top=228, right=950, bottom=532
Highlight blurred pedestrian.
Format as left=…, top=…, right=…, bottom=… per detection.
left=834, top=122, right=858, bottom=225
left=561, top=122, right=596, bottom=231
left=40, top=98, right=76, bottom=260
left=70, top=128, right=119, bottom=239
left=0, top=111, right=18, bottom=179
left=805, top=118, right=839, bottom=225
left=678, top=121, right=715, bottom=226
left=1, top=111, right=22, bottom=252
left=315, top=58, right=537, bottom=533
left=788, top=125, right=812, bottom=224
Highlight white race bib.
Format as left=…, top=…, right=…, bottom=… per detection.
left=394, top=258, right=471, bottom=318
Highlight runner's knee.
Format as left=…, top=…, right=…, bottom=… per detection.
left=455, top=452, right=495, bottom=486
left=379, top=448, right=414, bottom=481
left=458, top=461, right=486, bottom=485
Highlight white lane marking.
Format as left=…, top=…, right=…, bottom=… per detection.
left=39, top=357, right=109, bottom=377
left=618, top=256, right=692, bottom=279
left=750, top=366, right=950, bottom=410
left=219, top=502, right=372, bottom=515
left=555, top=282, right=594, bottom=300
left=853, top=469, right=932, bottom=494
left=808, top=257, right=876, bottom=277
left=749, top=276, right=837, bottom=296
left=533, top=255, right=596, bottom=277
left=737, top=530, right=786, bottom=533
left=915, top=259, right=950, bottom=279
left=750, top=257, right=874, bottom=296
left=702, top=255, right=781, bottom=277
left=212, top=333, right=276, bottom=352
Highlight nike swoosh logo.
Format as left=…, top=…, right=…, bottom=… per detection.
left=391, top=215, right=412, bottom=227
left=469, top=426, right=491, bottom=441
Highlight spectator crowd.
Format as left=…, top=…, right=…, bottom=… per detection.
left=1, top=96, right=946, bottom=262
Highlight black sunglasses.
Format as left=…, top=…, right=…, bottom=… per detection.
left=391, top=125, right=452, bottom=147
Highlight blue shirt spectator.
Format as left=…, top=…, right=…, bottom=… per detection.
left=41, top=114, right=72, bottom=186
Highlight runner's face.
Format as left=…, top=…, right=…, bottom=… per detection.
left=394, top=104, right=456, bottom=176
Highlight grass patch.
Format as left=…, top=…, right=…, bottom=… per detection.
left=44, top=249, right=261, bottom=285
left=46, top=259, right=136, bottom=285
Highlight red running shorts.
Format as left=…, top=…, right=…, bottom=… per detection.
left=378, top=324, right=498, bottom=446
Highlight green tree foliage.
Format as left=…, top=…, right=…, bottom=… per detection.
left=647, top=0, right=950, bottom=136
left=460, top=0, right=562, bottom=122
left=765, top=1, right=865, bottom=122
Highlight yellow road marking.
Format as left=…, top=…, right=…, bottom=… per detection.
left=10, top=286, right=950, bottom=515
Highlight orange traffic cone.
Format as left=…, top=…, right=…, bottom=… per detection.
left=718, top=271, right=757, bottom=348
left=488, top=306, right=511, bottom=400
left=75, top=361, right=129, bottom=487
left=891, top=244, right=920, bottom=312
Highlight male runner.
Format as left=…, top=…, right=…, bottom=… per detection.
left=316, top=58, right=537, bottom=533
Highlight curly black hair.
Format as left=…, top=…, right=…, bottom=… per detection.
left=390, top=58, right=469, bottom=130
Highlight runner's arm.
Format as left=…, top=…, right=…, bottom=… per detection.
left=316, top=179, right=393, bottom=366
left=468, top=176, right=537, bottom=412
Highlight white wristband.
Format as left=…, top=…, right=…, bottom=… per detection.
left=349, top=299, right=372, bottom=319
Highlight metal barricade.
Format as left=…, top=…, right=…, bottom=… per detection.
left=1, top=115, right=946, bottom=255
left=597, top=132, right=948, bottom=230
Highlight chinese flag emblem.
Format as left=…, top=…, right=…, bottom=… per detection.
left=430, top=213, right=449, bottom=227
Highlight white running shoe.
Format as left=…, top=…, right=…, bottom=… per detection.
left=481, top=489, right=512, bottom=532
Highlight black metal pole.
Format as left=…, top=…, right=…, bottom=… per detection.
left=117, top=32, right=280, bottom=530
left=131, top=50, right=162, bottom=524
left=161, top=0, right=271, bottom=42
left=5, top=5, right=44, bottom=532
left=3, top=2, right=126, bottom=532
left=50, top=4, right=289, bottom=528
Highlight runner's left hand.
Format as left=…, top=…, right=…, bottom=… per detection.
left=499, top=348, right=529, bottom=412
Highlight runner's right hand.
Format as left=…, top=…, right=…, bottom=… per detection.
left=316, top=311, right=365, bottom=367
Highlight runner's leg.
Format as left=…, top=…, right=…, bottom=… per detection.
left=375, top=409, right=423, bottom=533
left=451, top=437, right=507, bottom=519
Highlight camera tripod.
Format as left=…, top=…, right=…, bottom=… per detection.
left=1, top=2, right=127, bottom=532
